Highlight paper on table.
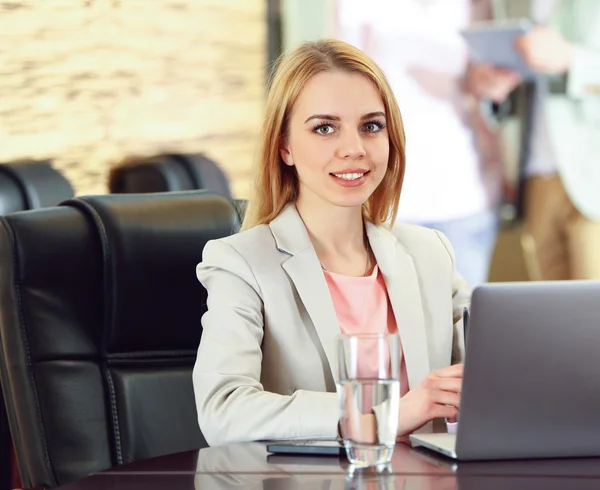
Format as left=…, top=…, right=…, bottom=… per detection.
left=460, top=19, right=535, bottom=79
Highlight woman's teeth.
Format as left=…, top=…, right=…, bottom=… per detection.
left=332, top=172, right=365, bottom=181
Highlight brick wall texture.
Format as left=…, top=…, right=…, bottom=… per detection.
left=0, top=0, right=266, bottom=197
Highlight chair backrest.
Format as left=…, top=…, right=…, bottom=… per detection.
left=0, top=160, right=74, bottom=214
left=0, top=159, right=75, bottom=490
left=109, top=154, right=232, bottom=198
left=233, top=199, right=248, bottom=222
left=0, top=402, right=10, bottom=490
left=0, top=190, right=240, bottom=488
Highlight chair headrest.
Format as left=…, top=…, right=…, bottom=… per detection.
left=170, top=154, right=232, bottom=198
left=62, top=190, right=240, bottom=355
left=0, top=170, right=26, bottom=214
left=108, top=153, right=232, bottom=198
left=0, top=160, right=74, bottom=210
left=108, top=156, right=195, bottom=193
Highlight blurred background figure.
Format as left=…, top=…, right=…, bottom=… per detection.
left=492, top=0, right=600, bottom=281
left=335, top=0, right=520, bottom=288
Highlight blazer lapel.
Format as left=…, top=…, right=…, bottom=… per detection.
left=270, top=205, right=340, bottom=383
left=366, top=222, right=431, bottom=389
left=269, top=206, right=432, bottom=388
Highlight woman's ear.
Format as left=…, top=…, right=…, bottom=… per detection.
left=279, top=140, right=294, bottom=167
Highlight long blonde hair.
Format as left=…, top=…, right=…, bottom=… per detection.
left=241, top=39, right=406, bottom=231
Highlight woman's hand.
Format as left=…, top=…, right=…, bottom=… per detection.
left=464, top=63, right=521, bottom=103
left=397, top=363, right=463, bottom=437
left=515, top=26, right=572, bottom=75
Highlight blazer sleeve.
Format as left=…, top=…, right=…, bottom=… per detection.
left=193, top=239, right=339, bottom=447
left=434, top=231, right=471, bottom=364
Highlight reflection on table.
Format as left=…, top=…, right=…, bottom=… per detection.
left=56, top=441, right=600, bottom=490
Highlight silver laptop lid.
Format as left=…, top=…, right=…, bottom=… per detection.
left=456, top=281, right=600, bottom=460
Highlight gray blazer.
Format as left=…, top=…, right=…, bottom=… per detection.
left=193, top=204, right=471, bottom=446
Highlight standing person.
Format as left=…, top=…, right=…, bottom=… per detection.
left=335, top=0, right=521, bottom=288
left=492, top=0, right=600, bottom=280
left=193, top=39, right=469, bottom=447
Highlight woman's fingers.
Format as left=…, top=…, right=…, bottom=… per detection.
left=432, top=377, right=462, bottom=394
left=434, top=363, right=463, bottom=378
left=422, top=373, right=462, bottom=393
left=430, top=389, right=460, bottom=409
left=432, top=404, right=458, bottom=421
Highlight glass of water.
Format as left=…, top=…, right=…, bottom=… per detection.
left=336, top=333, right=401, bottom=467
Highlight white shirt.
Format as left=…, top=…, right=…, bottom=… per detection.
left=336, top=0, right=501, bottom=223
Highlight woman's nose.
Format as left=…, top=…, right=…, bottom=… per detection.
left=338, top=130, right=366, bottom=160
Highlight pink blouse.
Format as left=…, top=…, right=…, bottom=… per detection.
left=323, top=265, right=409, bottom=396
left=324, top=265, right=458, bottom=434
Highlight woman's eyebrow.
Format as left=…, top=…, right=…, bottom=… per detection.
left=303, top=111, right=386, bottom=124
left=304, top=113, right=340, bottom=124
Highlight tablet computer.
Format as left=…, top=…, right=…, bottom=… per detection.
left=266, top=440, right=345, bottom=457
left=460, top=19, right=534, bottom=78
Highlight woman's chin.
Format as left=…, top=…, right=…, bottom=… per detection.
left=327, top=189, right=374, bottom=209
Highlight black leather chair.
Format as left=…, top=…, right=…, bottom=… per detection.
left=0, top=159, right=74, bottom=490
left=108, top=153, right=232, bottom=199
left=232, top=199, right=248, bottom=223
left=0, top=190, right=240, bottom=489
left=0, top=159, right=74, bottom=214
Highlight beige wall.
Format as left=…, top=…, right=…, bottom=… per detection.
left=0, top=0, right=266, bottom=198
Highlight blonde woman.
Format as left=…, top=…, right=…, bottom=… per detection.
left=193, top=39, right=470, bottom=447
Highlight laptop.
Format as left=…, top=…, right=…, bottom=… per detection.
left=410, top=281, right=600, bottom=461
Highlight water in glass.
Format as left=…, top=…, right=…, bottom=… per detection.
left=336, top=334, right=401, bottom=467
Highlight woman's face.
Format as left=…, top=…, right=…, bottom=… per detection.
left=280, top=70, right=389, bottom=211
